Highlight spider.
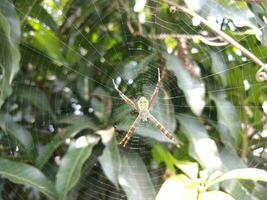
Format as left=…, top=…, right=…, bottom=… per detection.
left=113, top=68, right=176, bottom=147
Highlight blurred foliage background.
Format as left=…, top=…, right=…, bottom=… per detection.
left=1, top=0, right=267, bottom=199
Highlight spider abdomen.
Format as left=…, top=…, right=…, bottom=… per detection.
left=140, top=111, right=149, bottom=121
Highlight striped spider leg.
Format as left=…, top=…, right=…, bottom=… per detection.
left=149, top=68, right=162, bottom=109
left=112, top=79, right=138, bottom=111
left=113, top=68, right=176, bottom=147
left=147, top=113, right=176, bottom=143
left=119, top=114, right=142, bottom=147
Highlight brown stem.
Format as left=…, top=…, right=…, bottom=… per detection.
left=177, top=37, right=195, bottom=76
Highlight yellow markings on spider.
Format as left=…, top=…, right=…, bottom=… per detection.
left=137, top=96, right=149, bottom=111
left=113, top=68, right=177, bottom=147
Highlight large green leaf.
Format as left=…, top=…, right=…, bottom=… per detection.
left=0, top=113, right=33, bottom=155
left=177, top=114, right=222, bottom=172
left=208, top=168, right=267, bottom=188
left=156, top=175, right=198, bottom=200
left=0, top=0, right=21, bottom=108
left=97, top=127, right=121, bottom=187
left=166, top=54, right=205, bottom=116
left=219, top=148, right=258, bottom=200
left=36, top=115, right=98, bottom=168
left=0, top=158, right=57, bottom=199
left=56, top=135, right=99, bottom=200
left=119, top=153, right=156, bottom=200
left=210, top=92, right=240, bottom=148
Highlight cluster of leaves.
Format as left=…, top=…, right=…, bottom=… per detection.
left=0, top=0, right=267, bottom=199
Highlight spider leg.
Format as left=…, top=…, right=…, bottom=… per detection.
left=113, top=80, right=139, bottom=111
left=148, top=113, right=176, bottom=143
left=149, top=68, right=162, bottom=109
left=119, top=114, right=142, bottom=147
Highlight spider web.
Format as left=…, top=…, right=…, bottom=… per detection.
left=2, top=0, right=267, bottom=199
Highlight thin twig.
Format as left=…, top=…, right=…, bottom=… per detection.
left=147, top=33, right=228, bottom=46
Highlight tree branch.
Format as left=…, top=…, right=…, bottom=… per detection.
left=164, top=0, right=267, bottom=81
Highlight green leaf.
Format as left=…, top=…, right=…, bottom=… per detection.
left=15, top=86, right=55, bottom=118
left=248, top=3, right=267, bottom=46
left=208, top=168, right=267, bottom=188
left=210, top=92, right=240, bottom=148
left=166, top=54, right=205, bottom=116
left=27, top=18, right=65, bottom=65
left=36, top=115, right=98, bottom=168
left=98, top=127, right=120, bottom=187
left=209, top=51, right=227, bottom=86
left=219, top=148, right=258, bottom=200
left=0, top=158, right=57, bottom=199
left=152, top=145, right=199, bottom=179
left=199, top=191, right=235, bottom=200
left=177, top=114, right=222, bottom=171
left=175, top=160, right=199, bottom=180
left=186, top=0, right=260, bottom=36
left=15, top=0, right=57, bottom=30
left=152, top=144, right=176, bottom=173
left=0, top=0, right=21, bottom=108
left=0, top=113, right=33, bottom=155
left=119, top=153, right=156, bottom=200
left=156, top=175, right=198, bottom=200
left=56, top=135, right=99, bottom=200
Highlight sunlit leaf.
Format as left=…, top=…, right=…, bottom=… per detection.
left=166, top=54, right=205, bottom=116
left=156, top=175, right=198, bottom=200
left=177, top=114, right=222, bottom=171
left=175, top=160, right=199, bottom=180
left=199, top=191, right=235, bottom=200
left=119, top=153, right=156, bottom=200
left=208, top=168, right=267, bottom=188
left=219, top=148, right=257, bottom=200
left=0, top=158, right=57, bottom=200
left=97, top=127, right=120, bottom=187
left=56, top=135, right=99, bottom=200
left=15, top=0, right=57, bottom=30
left=27, top=18, right=65, bottom=65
